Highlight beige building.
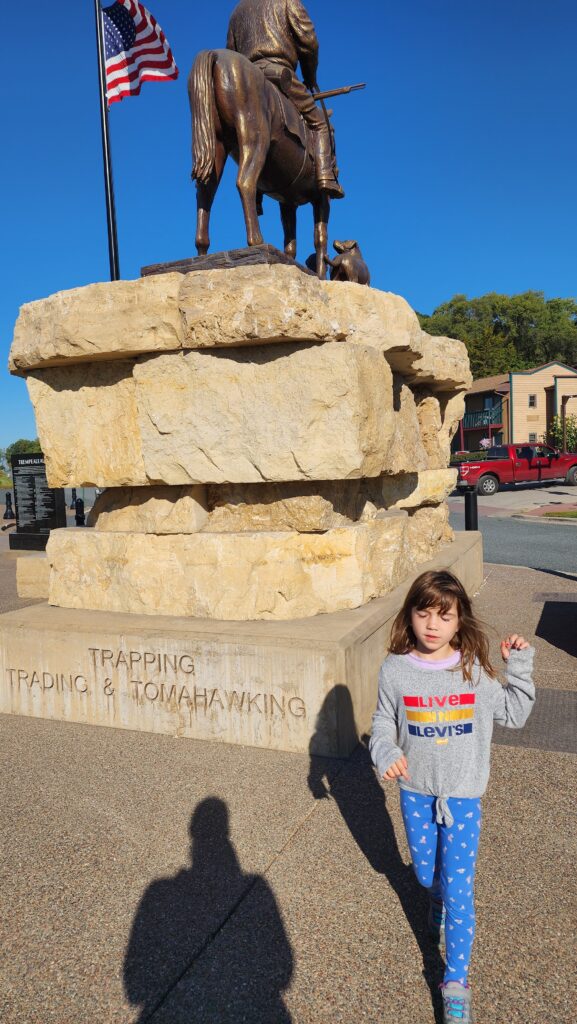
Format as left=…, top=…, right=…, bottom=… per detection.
left=456, top=362, right=577, bottom=451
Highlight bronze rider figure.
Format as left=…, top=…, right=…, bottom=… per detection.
left=226, top=0, right=345, bottom=199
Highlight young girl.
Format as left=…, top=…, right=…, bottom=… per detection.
left=369, top=570, right=535, bottom=1024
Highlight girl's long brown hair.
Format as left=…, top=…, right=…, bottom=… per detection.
left=389, top=570, right=497, bottom=683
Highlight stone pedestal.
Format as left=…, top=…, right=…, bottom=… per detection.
left=9, top=264, right=472, bottom=622
left=0, top=533, right=483, bottom=756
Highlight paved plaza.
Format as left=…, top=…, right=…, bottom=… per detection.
left=0, top=538, right=575, bottom=1023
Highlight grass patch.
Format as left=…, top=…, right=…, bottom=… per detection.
left=542, top=510, right=577, bottom=519
left=0, top=472, right=12, bottom=488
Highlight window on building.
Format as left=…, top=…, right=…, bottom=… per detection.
left=528, top=433, right=537, bottom=442
left=528, top=394, right=537, bottom=408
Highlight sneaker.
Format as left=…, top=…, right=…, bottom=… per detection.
left=440, top=981, right=474, bottom=1023
left=428, top=896, right=446, bottom=943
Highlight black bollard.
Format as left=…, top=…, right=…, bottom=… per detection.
left=74, top=497, right=85, bottom=527
left=464, top=489, right=478, bottom=531
left=69, top=487, right=77, bottom=510
left=3, top=492, right=14, bottom=520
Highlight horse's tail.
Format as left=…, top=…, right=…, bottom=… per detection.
left=190, top=50, right=217, bottom=183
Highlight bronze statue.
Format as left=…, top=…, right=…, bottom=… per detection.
left=326, top=240, right=371, bottom=286
left=188, top=0, right=347, bottom=277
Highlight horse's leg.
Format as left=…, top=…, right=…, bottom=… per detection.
left=195, top=138, right=227, bottom=256
left=313, top=193, right=330, bottom=278
left=235, top=115, right=267, bottom=246
left=280, top=203, right=297, bottom=260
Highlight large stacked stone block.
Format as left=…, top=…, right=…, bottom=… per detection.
left=10, top=264, right=471, bottom=621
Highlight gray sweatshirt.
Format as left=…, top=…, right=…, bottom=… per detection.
left=369, top=647, right=535, bottom=825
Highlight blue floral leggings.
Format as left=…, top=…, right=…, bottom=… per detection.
left=399, top=790, right=482, bottom=985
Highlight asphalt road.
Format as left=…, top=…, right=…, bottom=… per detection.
left=449, top=508, right=577, bottom=575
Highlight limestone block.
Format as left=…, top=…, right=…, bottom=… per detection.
left=411, top=333, right=472, bottom=391
left=10, top=274, right=183, bottom=374
left=26, top=363, right=148, bottom=488
left=178, top=264, right=344, bottom=346
left=377, top=469, right=457, bottom=510
left=46, top=515, right=411, bottom=620
left=9, top=265, right=471, bottom=392
left=406, top=504, right=454, bottom=564
left=180, top=269, right=470, bottom=388
left=325, top=282, right=425, bottom=373
left=202, top=469, right=456, bottom=531
left=176, top=266, right=426, bottom=374
left=16, top=556, right=49, bottom=599
left=24, top=343, right=395, bottom=487
left=417, top=391, right=467, bottom=469
left=87, top=486, right=209, bottom=533
left=205, top=481, right=362, bottom=532
left=439, top=392, right=467, bottom=458
left=134, top=343, right=395, bottom=485
left=416, top=394, right=444, bottom=468
left=381, top=381, right=429, bottom=476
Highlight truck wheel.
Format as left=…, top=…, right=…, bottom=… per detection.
left=476, top=474, right=499, bottom=496
left=566, top=466, right=577, bottom=486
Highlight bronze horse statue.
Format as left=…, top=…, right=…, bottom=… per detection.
left=188, top=48, right=333, bottom=277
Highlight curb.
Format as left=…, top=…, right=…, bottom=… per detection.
left=511, top=513, right=577, bottom=526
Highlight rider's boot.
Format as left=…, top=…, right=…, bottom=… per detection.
left=314, top=125, right=345, bottom=199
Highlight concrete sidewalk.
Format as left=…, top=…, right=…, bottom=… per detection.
left=0, top=557, right=575, bottom=1024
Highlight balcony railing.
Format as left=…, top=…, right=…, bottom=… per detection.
left=463, top=404, right=503, bottom=429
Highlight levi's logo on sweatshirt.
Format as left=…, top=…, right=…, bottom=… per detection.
left=403, top=694, right=475, bottom=744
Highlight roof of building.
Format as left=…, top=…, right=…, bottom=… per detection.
left=468, top=373, right=510, bottom=395
left=470, top=361, right=577, bottom=395
left=510, top=361, right=577, bottom=378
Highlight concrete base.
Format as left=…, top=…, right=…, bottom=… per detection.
left=0, top=532, right=482, bottom=756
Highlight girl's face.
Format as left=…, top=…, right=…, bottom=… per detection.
left=410, top=599, right=460, bottom=657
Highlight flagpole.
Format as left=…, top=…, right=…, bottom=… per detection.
left=94, top=0, right=120, bottom=281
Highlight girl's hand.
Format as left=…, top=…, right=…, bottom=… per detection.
left=382, top=755, right=410, bottom=782
left=500, top=634, right=529, bottom=661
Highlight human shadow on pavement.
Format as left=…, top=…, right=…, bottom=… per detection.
left=535, top=601, right=577, bottom=657
left=308, top=686, right=446, bottom=1024
left=124, top=797, right=293, bottom=1023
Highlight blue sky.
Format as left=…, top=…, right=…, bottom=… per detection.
left=1, top=0, right=576, bottom=449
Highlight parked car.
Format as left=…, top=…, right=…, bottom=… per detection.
left=456, top=443, right=577, bottom=495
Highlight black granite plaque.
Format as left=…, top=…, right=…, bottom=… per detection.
left=9, top=454, right=66, bottom=551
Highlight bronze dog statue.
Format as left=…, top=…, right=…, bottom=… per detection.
left=326, top=240, right=370, bottom=285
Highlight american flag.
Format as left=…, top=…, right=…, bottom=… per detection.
left=102, top=0, right=178, bottom=105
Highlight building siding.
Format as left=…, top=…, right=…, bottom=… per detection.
left=511, top=363, right=577, bottom=442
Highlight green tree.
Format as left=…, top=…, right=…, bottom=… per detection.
left=545, top=414, right=577, bottom=453
left=5, top=438, right=42, bottom=464
left=418, top=291, right=577, bottom=378
left=462, top=326, right=525, bottom=380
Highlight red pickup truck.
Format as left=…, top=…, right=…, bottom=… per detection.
left=456, top=443, right=577, bottom=495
